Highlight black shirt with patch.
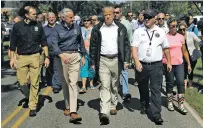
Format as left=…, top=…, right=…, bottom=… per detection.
left=10, top=20, right=47, bottom=55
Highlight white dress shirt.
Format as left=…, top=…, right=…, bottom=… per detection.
left=131, top=25, right=169, bottom=62
left=100, top=22, right=118, bottom=55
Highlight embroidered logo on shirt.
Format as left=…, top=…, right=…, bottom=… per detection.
left=34, top=26, right=38, bottom=31
left=155, top=33, right=160, bottom=38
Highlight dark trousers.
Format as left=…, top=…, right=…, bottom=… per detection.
left=136, top=61, right=163, bottom=118
left=164, top=63, right=185, bottom=94
left=46, top=54, right=62, bottom=89
left=184, top=59, right=197, bottom=80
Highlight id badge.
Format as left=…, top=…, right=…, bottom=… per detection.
left=146, top=48, right=152, bottom=57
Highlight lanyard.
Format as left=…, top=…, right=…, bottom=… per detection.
left=146, top=30, right=155, bottom=46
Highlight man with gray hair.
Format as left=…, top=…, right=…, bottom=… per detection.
left=51, top=8, right=86, bottom=123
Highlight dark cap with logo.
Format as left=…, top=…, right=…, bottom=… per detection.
left=144, top=9, right=157, bottom=17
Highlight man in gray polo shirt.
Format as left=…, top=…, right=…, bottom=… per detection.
left=131, top=9, right=172, bottom=125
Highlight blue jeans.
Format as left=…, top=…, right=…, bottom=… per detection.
left=164, top=63, right=185, bottom=94
left=46, top=55, right=62, bottom=89
left=121, top=69, right=129, bottom=95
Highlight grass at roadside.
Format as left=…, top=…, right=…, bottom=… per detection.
left=185, top=59, right=203, bottom=119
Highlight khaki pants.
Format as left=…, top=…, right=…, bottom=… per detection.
left=99, top=56, right=119, bottom=115
left=16, top=53, right=40, bottom=110
left=54, top=56, right=69, bottom=110
left=61, top=52, right=80, bottom=113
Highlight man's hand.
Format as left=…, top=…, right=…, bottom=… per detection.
left=124, top=63, right=129, bottom=69
left=44, top=58, right=50, bottom=68
left=10, top=58, right=15, bottom=69
left=135, top=61, right=143, bottom=72
left=167, top=63, right=172, bottom=72
left=81, top=56, right=86, bottom=66
left=188, top=65, right=192, bottom=74
left=59, top=54, right=70, bottom=64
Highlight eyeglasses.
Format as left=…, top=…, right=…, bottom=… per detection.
left=169, top=25, right=177, bottom=28
left=158, top=18, right=164, bottom=20
left=114, top=12, right=120, bottom=14
left=84, top=20, right=90, bottom=22
left=144, top=16, right=153, bottom=20
left=128, top=15, right=133, bottom=17
left=179, top=28, right=186, bottom=31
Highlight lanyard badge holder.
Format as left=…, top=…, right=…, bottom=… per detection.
left=146, top=30, right=155, bottom=57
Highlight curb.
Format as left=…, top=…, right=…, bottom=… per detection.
left=184, top=101, right=203, bottom=128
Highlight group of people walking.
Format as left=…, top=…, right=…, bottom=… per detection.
left=8, top=4, right=203, bottom=126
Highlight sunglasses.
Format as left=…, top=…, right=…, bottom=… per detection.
left=114, top=12, right=120, bottom=14
left=179, top=28, right=186, bottom=31
left=128, top=15, right=133, bottom=17
left=158, top=18, right=164, bottom=20
left=84, top=20, right=90, bottom=22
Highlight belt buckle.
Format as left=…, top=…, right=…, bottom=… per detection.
left=147, top=62, right=152, bottom=65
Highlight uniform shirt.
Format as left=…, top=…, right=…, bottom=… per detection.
left=10, top=20, right=47, bottom=55
left=131, top=25, right=169, bottom=62
left=100, top=21, right=118, bottom=55
left=163, top=33, right=185, bottom=65
left=51, top=22, right=86, bottom=56
left=158, top=25, right=169, bottom=34
left=43, top=23, right=58, bottom=54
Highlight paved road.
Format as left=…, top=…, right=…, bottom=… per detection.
left=1, top=67, right=203, bottom=128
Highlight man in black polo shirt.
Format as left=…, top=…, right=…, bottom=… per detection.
left=10, top=6, right=49, bottom=117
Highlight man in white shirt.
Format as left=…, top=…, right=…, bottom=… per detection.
left=157, top=13, right=169, bottom=33
left=89, top=6, right=130, bottom=124
left=131, top=9, right=172, bottom=125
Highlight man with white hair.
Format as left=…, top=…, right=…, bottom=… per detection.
left=51, top=8, right=86, bottom=123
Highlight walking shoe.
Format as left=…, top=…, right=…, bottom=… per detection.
left=69, top=113, right=82, bottom=123
left=53, top=88, right=60, bottom=93
left=64, top=109, right=70, bottom=116
left=110, top=109, right=117, bottom=115
left=99, top=113, right=109, bottom=124
left=29, top=110, right=37, bottom=117
left=140, top=102, right=148, bottom=114
left=79, top=88, right=86, bottom=93
left=90, top=85, right=95, bottom=90
left=123, top=93, right=131, bottom=102
left=153, top=117, right=163, bottom=125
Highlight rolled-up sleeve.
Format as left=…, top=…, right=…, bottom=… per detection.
left=10, top=25, right=17, bottom=51
left=51, top=28, right=62, bottom=56
left=131, top=29, right=140, bottom=47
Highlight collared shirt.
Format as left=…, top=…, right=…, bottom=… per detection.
left=134, top=20, right=145, bottom=30
left=51, top=22, right=86, bottom=56
left=100, top=21, right=118, bottom=55
left=158, top=25, right=169, bottom=34
left=43, top=23, right=57, bottom=54
left=131, top=25, right=169, bottom=62
left=120, top=17, right=133, bottom=43
left=10, top=20, right=47, bottom=55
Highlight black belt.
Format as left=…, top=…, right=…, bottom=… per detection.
left=101, top=54, right=118, bottom=59
left=140, top=61, right=161, bottom=65
left=18, top=51, right=40, bottom=55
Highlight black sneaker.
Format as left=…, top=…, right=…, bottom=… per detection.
left=99, top=113, right=109, bottom=125
left=29, top=110, right=37, bottom=117
left=123, top=93, right=131, bottom=102
left=53, top=88, right=60, bottom=93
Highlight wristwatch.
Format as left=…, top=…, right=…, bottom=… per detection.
left=45, top=56, right=50, bottom=59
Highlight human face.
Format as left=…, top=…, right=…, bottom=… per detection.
left=169, top=21, right=177, bottom=35
left=114, top=8, right=121, bottom=21
left=157, top=13, right=165, bottom=26
left=64, top=12, right=74, bottom=26
left=165, top=13, right=170, bottom=20
left=25, top=8, right=37, bottom=22
left=127, top=12, right=133, bottom=21
left=84, top=19, right=91, bottom=28
left=48, top=14, right=56, bottom=25
left=138, top=13, right=144, bottom=22
left=189, top=16, right=193, bottom=25
left=144, top=14, right=155, bottom=28
left=91, top=15, right=97, bottom=26
left=179, top=25, right=186, bottom=35
left=37, top=14, right=44, bottom=22
left=104, top=8, right=114, bottom=26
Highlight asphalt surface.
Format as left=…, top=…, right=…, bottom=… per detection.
left=1, top=67, right=203, bottom=128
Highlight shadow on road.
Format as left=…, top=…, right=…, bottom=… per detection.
left=128, top=78, right=135, bottom=86
left=87, top=98, right=100, bottom=112
left=55, top=99, right=85, bottom=111
left=1, top=81, right=19, bottom=92
left=37, top=95, right=53, bottom=112
left=122, top=97, right=140, bottom=112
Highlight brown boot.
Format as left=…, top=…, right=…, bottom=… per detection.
left=64, top=109, right=70, bottom=116
left=69, top=113, right=82, bottom=123
left=110, top=109, right=117, bottom=115
left=178, top=94, right=187, bottom=115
